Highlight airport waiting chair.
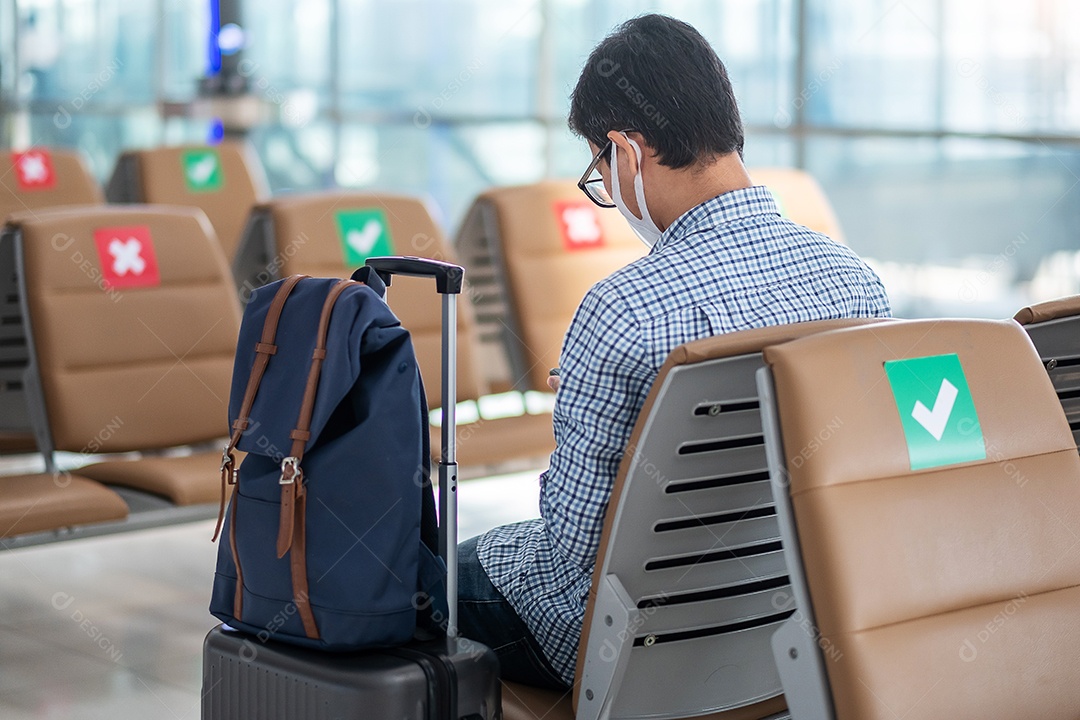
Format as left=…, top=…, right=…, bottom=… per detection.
left=233, top=191, right=555, bottom=470
left=0, top=148, right=104, bottom=453
left=454, top=180, right=645, bottom=393
left=4, top=205, right=241, bottom=512
left=748, top=168, right=845, bottom=244
left=1014, top=295, right=1080, bottom=447
left=106, top=141, right=268, bottom=261
left=501, top=318, right=883, bottom=720
left=0, top=147, right=103, bottom=219
left=757, top=319, right=1080, bottom=719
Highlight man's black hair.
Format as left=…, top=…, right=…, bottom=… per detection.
left=568, top=14, right=744, bottom=168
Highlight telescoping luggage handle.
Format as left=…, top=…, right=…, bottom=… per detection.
left=365, top=256, right=463, bottom=637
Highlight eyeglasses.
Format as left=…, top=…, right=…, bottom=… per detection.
left=577, top=139, right=615, bottom=208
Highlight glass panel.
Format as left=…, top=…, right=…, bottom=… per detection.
left=338, top=0, right=539, bottom=116
left=6, top=0, right=1079, bottom=326
left=551, top=125, right=596, bottom=179
left=943, top=0, right=1080, bottom=134
left=430, top=122, right=546, bottom=228
left=804, top=0, right=941, bottom=129
left=806, top=135, right=1080, bottom=318
left=161, top=0, right=210, bottom=102
left=17, top=0, right=157, bottom=106
left=27, top=110, right=161, bottom=181
left=248, top=120, right=339, bottom=193
left=248, top=120, right=544, bottom=232
left=743, top=133, right=796, bottom=168
left=242, top=0, right=331, bottom=106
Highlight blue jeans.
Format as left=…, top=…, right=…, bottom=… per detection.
left=457, top=535, right=569, bottom=691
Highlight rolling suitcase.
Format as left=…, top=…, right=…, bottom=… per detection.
left=201, top=257, right=501, bottom=720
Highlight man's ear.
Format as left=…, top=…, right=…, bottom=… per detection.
left=604, top=130, right=645, bottom=219
left=606, top=130, right=639, bottom=175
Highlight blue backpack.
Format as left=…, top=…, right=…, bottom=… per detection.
left=210, top=271, right=446, bottom=650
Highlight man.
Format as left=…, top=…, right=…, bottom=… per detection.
left=457, top=14, right=891, bottom=690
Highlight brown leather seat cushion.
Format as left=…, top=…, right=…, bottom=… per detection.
left=77, top=451, right=231, bottom=506
left=0, top=432, right=38, bottom=454
left=1013, top=294, right=1080, bottom=325
left=500, top=681, right=787, bottom=720
left=0, top=148, right=103, bottom=220
left=431, top=412, right=554, bottom=469
left=571, top=318, right=882, bottom=717
left=258, top=191, right=486, bottom=408
left=130, top=142, right=265, bottom=259
left=479, top=181, right=645, bottom=392
left=763, top=318, right=1080, bottom=718
left=500, top=682, right=573, bottom=720
left=0, top=473, right=128, bottom=538
left=9, top=205, right=240, bottom=453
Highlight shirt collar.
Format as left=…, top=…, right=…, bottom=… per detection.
left=650, top=185, right=780, bottom=255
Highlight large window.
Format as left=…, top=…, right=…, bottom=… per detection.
left=790, top=0, right=1080, bottom=315
left=3, top=0, right=1078, bottom=316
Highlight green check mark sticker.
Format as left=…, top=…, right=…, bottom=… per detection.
left=335, top=208, right=394, bottom=266
left=884, top=353, right=986, bottom=470
left=181, top=149, right=223, bottom=192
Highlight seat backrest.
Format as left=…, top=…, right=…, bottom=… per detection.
left=0, top=151, right=103, bottom=446
left=106, top=142, right=266, bottom=261
left=455, top=180, right=645, bottom=392
left=573, top=318, right=881, bottom=720
left=748, top=168, right=845, bottom=244
left=1015, top=295, right=1080, bottom=448
left=0, top=148, right=103, bottom=219
left=759, top=319, right=1080, bottom=719
left=8, top=205, right=241, bottom=455
left=233, top=192, right=485, bottom=408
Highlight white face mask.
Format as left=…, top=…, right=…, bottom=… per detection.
left=609, top=135, right=664, bottom=248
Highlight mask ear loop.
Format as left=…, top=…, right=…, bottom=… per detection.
left=609, top=133, right=664, bottom=248
left=608, top=139, right=627, bottom=215
left=623, top=135, right=653, bottom=224
left=610, top=134, right=645, bottom=222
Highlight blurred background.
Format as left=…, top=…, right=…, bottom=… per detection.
left=2, top=0, right=1078, bottom=317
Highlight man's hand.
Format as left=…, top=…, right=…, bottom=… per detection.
left=547, top=368, right=560, bottom=392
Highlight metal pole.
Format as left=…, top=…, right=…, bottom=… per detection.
left=155, top=0, right=166, bottom=144
left=1, top=0, right=20, bottom=148
left=329, top=0, right=341, bottom=176
left=933, top=0, right=945, bottom=152
left=537, top=0, right=554, bottom=177
left=440, top=291, right=458, bottom=636
left=793, top=0, right=808, bottom=169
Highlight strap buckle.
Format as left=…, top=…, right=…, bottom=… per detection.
left=220, top=446, right=237, bottom=485
left=280, top=456, right=302, bottom=485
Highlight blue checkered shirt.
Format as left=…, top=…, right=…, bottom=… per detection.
left=476, top=186, right=891, bottom=684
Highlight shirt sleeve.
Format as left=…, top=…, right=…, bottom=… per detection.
left=539, top=283, right=654, bottom=571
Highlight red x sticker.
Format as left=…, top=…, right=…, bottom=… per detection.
left=93, top=226, right=161, bottom=290
left=11, top=150, right=56, bottom=191
left=554, top=201, right=605, bottom=251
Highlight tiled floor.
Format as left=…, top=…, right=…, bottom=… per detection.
left=0, top=470, right=543, bottom=719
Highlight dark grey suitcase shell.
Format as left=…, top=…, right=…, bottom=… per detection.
left=202, top=625, right=500, bottom=720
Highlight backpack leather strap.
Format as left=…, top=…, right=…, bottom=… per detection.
left=214, top=274, right=307, bottom=623
left=277, top=278, right=358, bottom=640
left=212, top=274, right=308, bottom=543
left=228, top=488, right=243, bottom=618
